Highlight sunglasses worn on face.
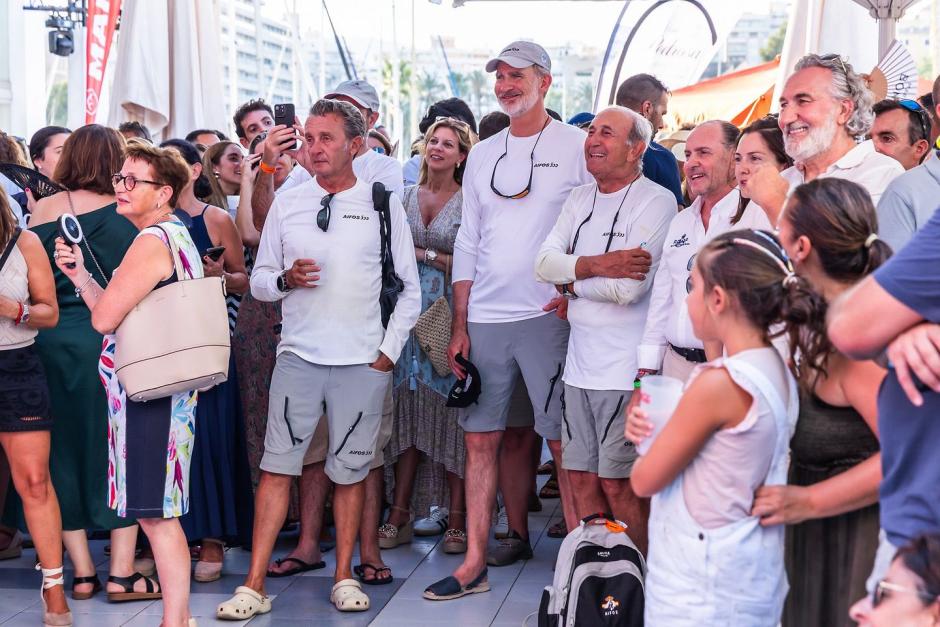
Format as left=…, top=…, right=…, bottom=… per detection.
left=112, top=173, right=165, bottom=192
left=872, top=579, right=938, bottom=608
left=897, top=99, right=933, bottom=143
left=489, top=116, right=550, bottom=200
left=317, top=193, right=335, bottom=232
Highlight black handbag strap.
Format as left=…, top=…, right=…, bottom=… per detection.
left=372, top=182, right=393, bottom=265
left=0, top=228, right=22, bottom=275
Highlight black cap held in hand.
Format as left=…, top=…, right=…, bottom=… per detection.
left=446, top=353, right=482, bottom=408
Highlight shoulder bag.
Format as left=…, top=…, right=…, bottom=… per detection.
left=114, top=224, right=230, bottom=402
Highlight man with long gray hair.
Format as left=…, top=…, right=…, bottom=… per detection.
left=535, top=106, right=676, bottom=553
left=748, top=53, right=903, bottom=223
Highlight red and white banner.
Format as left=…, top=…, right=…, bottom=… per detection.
left=85, top=0, right=122, bottom=124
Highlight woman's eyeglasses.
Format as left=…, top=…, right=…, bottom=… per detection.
left=490, top=116, right=551, bottom=200
left=872, top=579, right=938, bottom=608
left=317, top=193, right=335, bottom=232
left=111, top=173, right=165, bottom=192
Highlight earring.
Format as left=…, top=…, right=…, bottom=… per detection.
left=214, top=171, right=220, bottom=177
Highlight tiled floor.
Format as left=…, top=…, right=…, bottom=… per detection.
left=0, top=491, right=560, bottom=626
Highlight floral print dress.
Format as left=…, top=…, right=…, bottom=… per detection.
left=99, top=219, right=203, bottom=519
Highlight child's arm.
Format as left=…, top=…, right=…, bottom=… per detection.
left=629, top=367, right=753, bottom=498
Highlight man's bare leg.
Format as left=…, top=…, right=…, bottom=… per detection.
left=267, top=462, right=330, bottom=574
left=451, top=431, right=501, bottom=585
left=243, top=471, right=293, bottom=593
left=499, top=426, right=536, bottom=540
left=601, top=478, right=649, bottom=555
left=547, top=439, right=577, bottom=530
left=357, top=468, right=391, bottom=582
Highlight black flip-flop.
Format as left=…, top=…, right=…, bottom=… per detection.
left=354, top=562, right=394, bottom=586
left=266, top=557, right=327, bottom=578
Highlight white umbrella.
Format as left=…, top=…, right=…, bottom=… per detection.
left=108, top=0, right=227, bottom=140
left=772, top=0, right=879, bottom=110
left=850, top=0, right=923, bottom=59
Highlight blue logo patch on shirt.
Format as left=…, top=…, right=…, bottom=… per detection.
left=672, top=234, right=690, bottom=248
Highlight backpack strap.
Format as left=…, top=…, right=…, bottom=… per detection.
left=372, top=181, right=393, bottom=263
left=0, top=228, right=22, bottom=275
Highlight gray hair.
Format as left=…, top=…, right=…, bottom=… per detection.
left=794, top=53, right=875, bottom=139
left=594, top=106, right=651, bottom=171
left=310, top=99, right=367, bottom=140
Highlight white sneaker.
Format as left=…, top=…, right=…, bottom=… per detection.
left=493, top=506, right=509, bottom=540
left=414, top=506, right=449, bottom=536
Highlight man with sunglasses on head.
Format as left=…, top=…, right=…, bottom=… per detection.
left=870, top=99, right=932, bottom=171
left=218, top=99, right=420, bottom=618
left=877, top=75, right=940, bottom=251
left=534, top=106, right=676, bottom=555
left=746, top=53, right=903, bottom=222
left=422, top=41, right=596, bottom=602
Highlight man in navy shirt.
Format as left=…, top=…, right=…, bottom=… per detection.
left=616, top=73, right=684, bottom=207
left=829, top=207, right=940, bottom=611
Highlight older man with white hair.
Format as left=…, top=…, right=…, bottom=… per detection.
left=535, top=106, right=675, bottom=554
left=749, top=53, right=903, bottom=224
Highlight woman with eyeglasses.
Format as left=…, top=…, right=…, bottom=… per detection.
left=380, top=118, right=477, bottom=557
left=22, top=125, right=150, bottom=603
left=851, top=534, right=940, bottom=626
left=54, top=141, right=204, bottom=627
left=754, top=178, right=889, bottom=627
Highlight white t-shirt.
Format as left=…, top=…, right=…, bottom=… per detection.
left=278, top=148, right=405, bottom=199
left=250, top=177, right=421, bottom=366
left=453, top=119, right=592, bottom=323
left=637, top=188, right=772, bottom=371
left=536, top=177, right=676, bottom=390
left=781, top=139, right=903, bottom=206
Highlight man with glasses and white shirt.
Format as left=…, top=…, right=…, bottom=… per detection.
left=535, top=106, right=675, bottom=555
left=217, top=99, right=420, bottom=618
left=423, top=41, right=600, bottom=601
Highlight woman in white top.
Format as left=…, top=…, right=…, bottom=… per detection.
left=627, top=229, right=819, bottom=625
left=0, top=191, right=68, bottom=624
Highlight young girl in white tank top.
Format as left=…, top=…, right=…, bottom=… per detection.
left=627, top=229, right=822, bottom=626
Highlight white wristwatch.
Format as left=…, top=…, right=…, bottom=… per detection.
left=424, top=249, right=438, bottom=263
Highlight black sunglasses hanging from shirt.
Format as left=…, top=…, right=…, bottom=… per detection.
left=489, top=116, right=551, bottom=200
left=569, top=181, right=636, bottom=254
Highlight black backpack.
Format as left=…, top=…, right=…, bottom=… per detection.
left=372, top=182, right=404, bottom=328
left=537, top=514, right=646, bottom=627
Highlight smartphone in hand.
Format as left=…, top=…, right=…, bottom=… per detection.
left=274, top=103, right=299, bottom=150
left=205, top=246, right=226, bottom=262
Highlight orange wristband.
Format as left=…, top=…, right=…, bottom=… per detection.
left=259, top=161, right=276, bottom=174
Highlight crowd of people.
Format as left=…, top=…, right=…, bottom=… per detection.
left=0, top=37, right=939, bottom=627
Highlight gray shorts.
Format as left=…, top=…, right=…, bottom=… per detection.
left=561, top=384, right=637, bottom=479
left=261, top=351, right=391, bottom=484
left=302, top=382, right=393, bottom=469
left=459, top=314, right=568, bottom=440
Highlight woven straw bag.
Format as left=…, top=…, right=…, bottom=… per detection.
left=413, top=259, right=453, bottom=377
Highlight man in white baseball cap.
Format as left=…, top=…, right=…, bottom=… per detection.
left=423, top=40, right=595, bottom=602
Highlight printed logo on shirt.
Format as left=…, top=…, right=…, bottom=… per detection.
left=671, top=234, right=690, bottom=248
left=347, top=449, right=374, bottom=456
left=602, top=231, right=625, bottom=239
left=601, top=595, right=620, bottom=616
left=342, top=213, right=371, bottom=221
left=534, top=162, right=559, bottom=168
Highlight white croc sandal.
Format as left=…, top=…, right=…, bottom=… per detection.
left=216, top=586, right=272, bottom=620
left=331, top=579, right=370, bottom=612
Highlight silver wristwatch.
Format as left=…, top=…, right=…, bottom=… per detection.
left=18, top=303, right=30, bottom=325
left=424, top=249, right=438, bottom=263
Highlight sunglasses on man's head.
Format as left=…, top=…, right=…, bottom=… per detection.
left=317, top=193, right=334, bottom=232
left=897, top=99, right=933, bottom=143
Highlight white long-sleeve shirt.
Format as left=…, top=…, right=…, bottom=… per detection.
left=278, top=148, right=405, bottom=199
left=637, top=188, right=772, bottom=371
left=250, top=177, right=421, bottom=366
left=536, top=177, right=676, bottom=390
left=452, top=119, right=591, bottom=323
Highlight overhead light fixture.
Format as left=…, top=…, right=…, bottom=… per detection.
left=45, top=14, right=74, bottom=56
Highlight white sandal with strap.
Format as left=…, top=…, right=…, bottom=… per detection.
left=216, top=585, right=272, bottom=620
left=331, top=579, right=370, bottom=612
left=38, top=564, right=72, bottom=626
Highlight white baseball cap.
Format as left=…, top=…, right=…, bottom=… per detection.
left=324, top=79, right=380, bottom=112
left=485, top=41, right=551, bottom=73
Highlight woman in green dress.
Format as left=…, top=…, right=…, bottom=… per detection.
left=25, top=126, right=158, bottom=601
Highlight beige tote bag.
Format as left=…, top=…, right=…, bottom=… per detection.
left=114, top=226, right=230, bottom=402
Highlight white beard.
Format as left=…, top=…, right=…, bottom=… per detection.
left=498, top=82, right=541, bottom=119
left=784, top=111, right=839, bottom=163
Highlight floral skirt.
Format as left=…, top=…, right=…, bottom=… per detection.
left=99, top=335, right=197, bottom=519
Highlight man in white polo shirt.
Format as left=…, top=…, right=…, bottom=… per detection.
left=748, top=53, right=903, bottom=224
left=422, top=41, right=595, bottom=602
left=637, top=120, right=772, bottom=383
left=535, top=106, right=675, bottom=554
left=217, top=99, right=420, bottom=618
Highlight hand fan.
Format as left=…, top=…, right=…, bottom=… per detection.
left=0, top=162, right=64, bottom=201
left=868, top=40, right=919, bottom=101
